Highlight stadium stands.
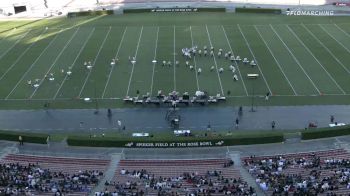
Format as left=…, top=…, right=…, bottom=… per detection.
left=243, top=149, right=350, bottom=195
left=104, top=158, right=255, bottom=195
left=0, top=154, right=109, bottom=195
left=1, top=148, right=350, bottom=195
left=0, top=0, right=343, bottom=17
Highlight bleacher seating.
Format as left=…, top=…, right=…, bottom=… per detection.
left=104, top=158, right=255, bottom=195
left=0, top=154, right=110, bottom=195
left=242, top=149, right=350, bottom=195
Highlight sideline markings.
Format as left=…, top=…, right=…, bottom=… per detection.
left=102, top=27, right=128, bottom=98
left=205, top=25, right=224, bottom=96
left=126, top=26, right=143, bottom=96
left=53, top=28, right=96, bottom=99
left=30, top=28, right=81, bottom=99
left=6, top=29, right=62, bottom=100
left=221, top=25, right=248, bottom=96
left=189, top=26, right=200, bottom=91
left=316, top=24, right=350, bottom=74
left=286, top=25, right=346, bottom=95
left=0, top=29, right=46, bottom=81
left=269, top=24, right=321, bottom=95
left=237, top=24, right=272, bottom=94
left=254, top=25, right=297, bottom=95
left=78, top=27, right=112, bottom=97
left=150, top=27, right=159, bottom=95
left=0, top=29, right=32, bottom=61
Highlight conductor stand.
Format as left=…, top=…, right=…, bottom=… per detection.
left=247, top=74, right=259, bottom=112
left=166, top=102, right=181, bottom=130
left=43, top=102, right=50, bottom=112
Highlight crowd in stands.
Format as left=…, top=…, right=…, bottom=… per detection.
left=243, top=149, right=350, bottom=195
left=0, top=160, right=104, bottom=195
left=96, top=159, right=256, bottom=196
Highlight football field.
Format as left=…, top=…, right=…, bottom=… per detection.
left=0, top=13, right=350, bottom=109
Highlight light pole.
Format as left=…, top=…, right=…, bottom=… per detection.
left=94, top=84, right=99, bottom=114
left=247, top=74, right=259, bottom=112
left=250, top=79, right=255, bottom=112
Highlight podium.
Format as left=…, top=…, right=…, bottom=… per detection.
left=247, top=74, right=259, bottom=79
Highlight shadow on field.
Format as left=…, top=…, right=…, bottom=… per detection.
left=0, top=18, right=47, bottom=34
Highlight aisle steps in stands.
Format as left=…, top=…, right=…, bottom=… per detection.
left=230, top=152, right=267, bottom=196
left=91, top=153, right=121, bottom=195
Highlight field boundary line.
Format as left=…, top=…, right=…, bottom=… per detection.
left=150, top=27, right=159, bottom=95
left=78, top=27, right=112, bottom=98
left=53, top=28, right=96, bottom=99
left=189, top=26, right=200, bottom=91
left=221, top=25, right=248, bottom=96
left=126, top=26, right=143, bottom=97
left=320, top=24, right=350, bottom=55
left=5, top=29, right=61, bottom=100
left=0, top=29, right=31, bottom=61
left=3, top=92, right=350, bottom=101
left=334, top=24, right=350, bottom=38
left=237, top=24, right=272, bottom=95
left=2, top=93, right=350, bottom=101
left=0, top=29, right=47, bottom=81
left=269, top=24, right=321, bottom=95
left=287, top=25, right=346, bottom=95
left=102, top=27, right=127, bottom=98
left=205, top=25, right=224, bottom=96
left=30, top=27, right=81, bottom=99
left=315, top=25, right=350, bottom=74
left=254, top=25, right=297, bottom=95
left=173, top=25, right=176, bottom=91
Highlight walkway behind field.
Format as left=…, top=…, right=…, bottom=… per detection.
left=0, top=105, right=349, bottom=133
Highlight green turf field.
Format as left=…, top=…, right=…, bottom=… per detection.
left=0, top=13, right=350, bottom=109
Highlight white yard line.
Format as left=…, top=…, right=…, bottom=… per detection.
left=269, top=24, right=321, bottom=95
left=317, top=25, right=350, bottom=74
left=150, top=27, right=159, bottom=95
left=221, top=25, right=248, bottom=96
left=334, top=24, right=350, bottom=38
left=173, top=25, right=176, bottom=91
left=102, top=27, right=127, bottom=98
left=0, top=29, right=15, bottom=45
left=53, top=28, right=96, bottom=99
left=0, top=29, right=47, bottom=81
left=78, top=27, right=112, bottom=98
left=125, top=26, right=143, bottom=97
left=29, top=27, right=81, bottom=99
left=320, top=24, right=350, bottom=55
left=254, top=25, right=297, bottom=95
left=0, top=29, right=31, bottom=61
left=287, top=25, right=346, bottom=95
left=205, top=25, right=224, bottom=96
left=189, top=26, right=200, bottom=91
left=237, top=24, right=272, bottom=95
left=5, top=30, right=62, bottom=100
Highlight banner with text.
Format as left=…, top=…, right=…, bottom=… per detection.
left=124, top=140, right=225, bottom=148
left=123, top=8, right=225, bottom=14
